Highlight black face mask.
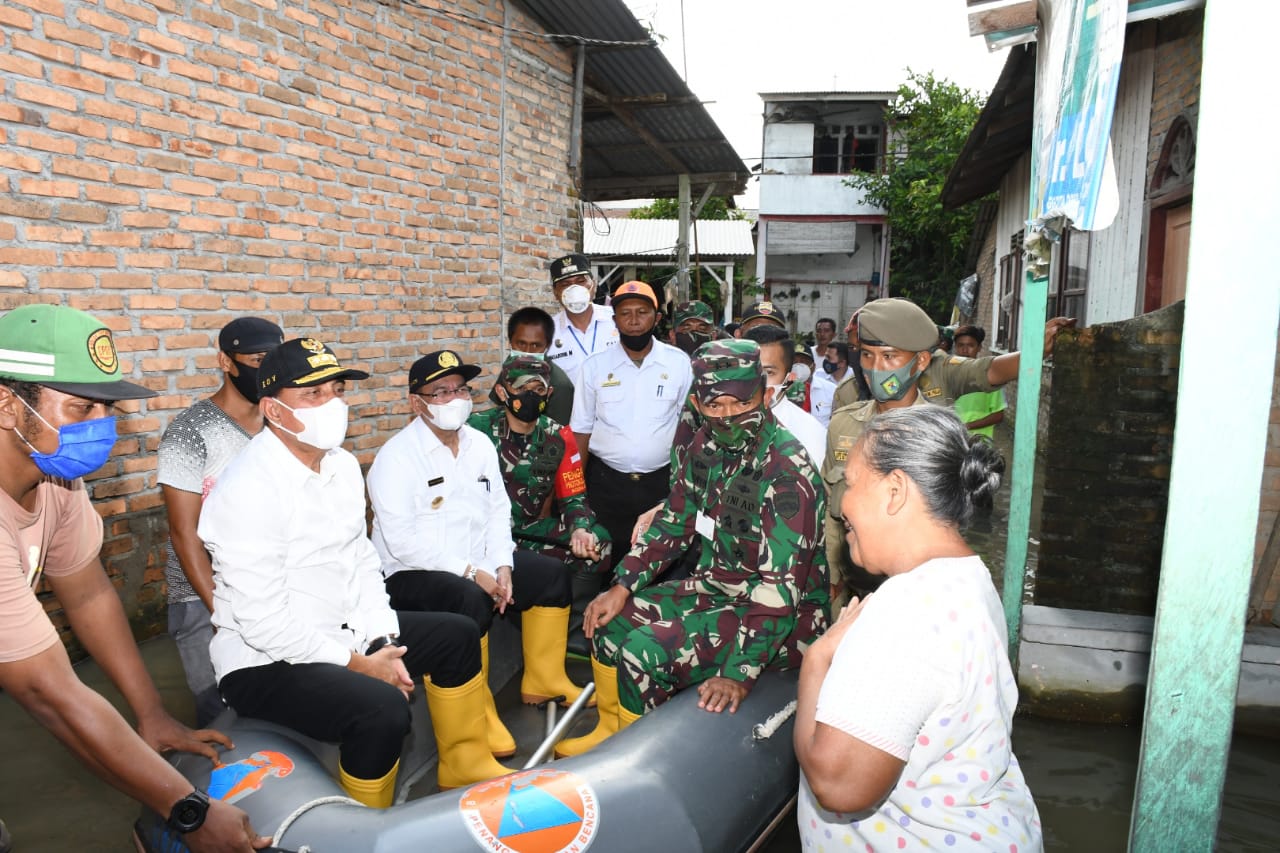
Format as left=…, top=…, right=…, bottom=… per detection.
left=675, top=330, right=712, bottom=355
left=822, top=359, right=841, bottom=375
left=504, top=389, right=546, bottom=423
left=619, top=328, right=655, bottom=352
left=227, top=359, right=261, bottom=403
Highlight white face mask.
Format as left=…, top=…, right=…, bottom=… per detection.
left=792, top=363, right=812, bottom=383
left=425, top=397, right=472, bottom=431
left=270, top=397, right=349, bottom=451
left=766, top=383, right=789, bottom=409
left=560, top=284, right=592, bottom=314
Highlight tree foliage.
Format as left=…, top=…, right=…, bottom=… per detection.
left=846, top=71, right=987, bottom=319
left=628, top=196, right=740, bottom=220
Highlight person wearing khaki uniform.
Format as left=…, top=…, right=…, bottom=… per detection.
left=822, top=298, right=1075, bottom=604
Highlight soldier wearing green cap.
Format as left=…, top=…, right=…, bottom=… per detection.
left=822, top=297, right=1074, bottom=603
left=556, top=339, right=829, bottom=757
left=669, top=299, right=720, bottom=355
left=0, top=304, right=267, bottom=851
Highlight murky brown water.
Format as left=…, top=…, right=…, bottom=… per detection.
left=2, top=422, right=1276, bottom=850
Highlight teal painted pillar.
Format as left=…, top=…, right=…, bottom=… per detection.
left=1129, top=1, right=1280, bottom=848
left=1001, top=274, right=1047, bottom=657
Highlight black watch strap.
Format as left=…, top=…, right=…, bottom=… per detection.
left=365, top=634, right=401, bottom=655
left=167, top=788, right=210, bottom=834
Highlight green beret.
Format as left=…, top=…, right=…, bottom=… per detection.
left=498, top=353, right=550, bottom=389
left=674, top=300, right=714, bottom=327
left=691, top=339, right=764, bottom=404
left=857, top=298, right=939, bottom=352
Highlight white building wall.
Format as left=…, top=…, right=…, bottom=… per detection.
left=758, top=176, right=883, bottom=216
left=1086, top=25, right=1156, bottom=325
left=763, top=122, right=814, bottom=175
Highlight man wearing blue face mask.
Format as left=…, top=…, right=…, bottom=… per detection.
left=158, top=316, right=284, bottom=726
left=0, top=304, right=269, bottom=852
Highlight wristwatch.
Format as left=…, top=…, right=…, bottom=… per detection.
left=365, top=634, right=401, bottom=655
left=167, top=788, right=209, bottom=834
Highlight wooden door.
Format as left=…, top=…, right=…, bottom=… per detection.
left=1160, top=203, right=1192, bottom=307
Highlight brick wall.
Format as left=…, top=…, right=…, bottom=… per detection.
left=1145, top=9, right=1202, bottom=189
left=0, top=0, right=580, bottom=651
left=1035, top=302, right=1183, bottom=614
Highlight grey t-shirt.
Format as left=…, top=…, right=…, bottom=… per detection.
left=157, top=399, right=251, bottom=603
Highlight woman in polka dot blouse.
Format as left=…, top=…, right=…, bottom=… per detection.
left=794, top=407, right=1042, bottom=852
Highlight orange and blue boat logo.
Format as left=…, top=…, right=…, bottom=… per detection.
left=460, top=768, right=599, bottom=852
left=208, top=750, right=295, bottom=805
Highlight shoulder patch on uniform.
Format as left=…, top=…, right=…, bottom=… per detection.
left=773, top=487, right=801, bottom=519
left=923, top=386, right=943, bottom=398
left=949, top=356, right=965, bottom=365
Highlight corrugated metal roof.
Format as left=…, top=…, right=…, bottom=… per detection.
left=583, top=218, right=755, bottom=258
left=518, top=0, right=750, bottom=202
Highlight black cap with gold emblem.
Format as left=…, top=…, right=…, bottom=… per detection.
left=257, top=337, right=370, bottom=398
left=409, top=350, right=482, bottom=393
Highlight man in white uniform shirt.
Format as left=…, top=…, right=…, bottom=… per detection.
left=367, top=350, right=584, bottom=761
left=545, top=253, right=619, bottom=383
left=202, top=339, right=508, bottom=807
left=571, top=281, right=692, bottom=571
left=744, top=325, right=828, bottom=466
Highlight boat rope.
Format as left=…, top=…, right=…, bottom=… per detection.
left=272, top=795, right=363, bottom=847
left=752, top=700, right=797, bottom=741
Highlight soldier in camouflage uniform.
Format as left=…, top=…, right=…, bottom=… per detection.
left=556, top=339, right=830, bottom=757
left=669, top=299, right=722, bottom=355
left=469, top=354, right=612, bottom=575
left=823, top=298, right=1075, bottom=602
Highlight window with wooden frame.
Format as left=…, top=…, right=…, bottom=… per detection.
left=1049, top=226, right=1090, bottom=323
left=995, top=230, right=1024, bottom=351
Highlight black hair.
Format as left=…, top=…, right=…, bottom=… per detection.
left=744, top=325, right=795, bottom=371
left=816, top=317, right=837, bottom=332
left=859, top=406, right=1005, bottom=529
left=826, top=342, right=850, bottom=363
left=0, top=376, right=42, bottom=407
left=507, top=307, right=554, bottom=343
left=954, top=325, right=986, bottom=345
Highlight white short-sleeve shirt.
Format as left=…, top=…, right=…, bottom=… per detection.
left=547, top=304, right=619, bottom=384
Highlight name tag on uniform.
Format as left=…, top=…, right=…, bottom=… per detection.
left=428, top=476, right=444, bottom=486
left=834, top=435, right=854, bottom=463
left=602, top=374, right=621, bottom=388
left=695, top=511, right=715, bottom=539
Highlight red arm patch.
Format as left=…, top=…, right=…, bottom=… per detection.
left=554, top=425, right=587, bottom=500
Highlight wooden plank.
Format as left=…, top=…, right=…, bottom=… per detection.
left=1129, top=0, right=1280, bottom=848
left=969, top=1, right=1036, bottom=37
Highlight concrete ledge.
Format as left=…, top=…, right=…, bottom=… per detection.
left=1017, top=605, right=1280, bottom=737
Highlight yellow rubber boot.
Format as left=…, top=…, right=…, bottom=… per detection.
left=553, top=657, right=619, bottom=758
left=520, top=605, right=591, bottom=707
left=426, top=672, right=514, bottom=790
left=339, top=759, right=399, bottom=808
left=480, top=633, right=517, bottom=758
left=617, top=704, right=642, bottom=732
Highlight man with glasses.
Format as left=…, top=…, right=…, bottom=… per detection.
left=368, top=351, right=584, bottom=762
left=159, top=317, right=283, bottom=725
left=545, top=253, right=619, bottom=385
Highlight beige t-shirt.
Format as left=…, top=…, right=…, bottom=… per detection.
left=0, top=478, right=103, bottom=662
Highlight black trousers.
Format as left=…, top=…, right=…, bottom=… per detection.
left=219, top=610, right=477, bottom=779
left=586, top=458, right=671, bottom=571
left=384, top=550, right=570, bottom=634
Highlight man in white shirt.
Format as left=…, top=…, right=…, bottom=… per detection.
left=811, top=342, right=853, bottom=427
left=367, top=350, right=584, bottom=761
left=744, top=325, right=827, bottom=466
left=810, top=317, right=836, bottom=365
left=571, top=281, right=693, bottom=571
left=545, top=253, right=619, bottom=383
left=202, top=339, right=509, bottom=806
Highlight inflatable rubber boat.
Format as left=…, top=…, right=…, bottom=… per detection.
left=132, top=653, right=801, bottom=853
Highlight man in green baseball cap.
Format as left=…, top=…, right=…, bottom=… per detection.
left=669, top=299, right=719, bottom=355
left=0, top=304, right=268, bottom=852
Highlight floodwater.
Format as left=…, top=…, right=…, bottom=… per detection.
left=2, top=424, right=1278, bottom=850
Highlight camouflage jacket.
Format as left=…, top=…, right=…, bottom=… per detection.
left=468, top=407, right=595, bottom=535
left=617, top=413, right=829, bottom=684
